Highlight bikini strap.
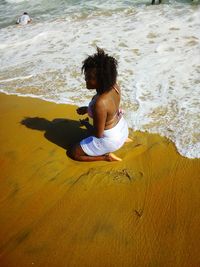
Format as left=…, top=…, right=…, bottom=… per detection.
left=113, top=85, right=120, bottom=94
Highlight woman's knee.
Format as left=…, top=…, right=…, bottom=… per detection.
left=68, top=144, right=84, bottom=161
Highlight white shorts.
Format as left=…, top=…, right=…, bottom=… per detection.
left=80, top=117, right=128, bottom=156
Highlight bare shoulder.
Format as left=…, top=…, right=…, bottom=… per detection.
left=93, top=95, right=106, bottom=110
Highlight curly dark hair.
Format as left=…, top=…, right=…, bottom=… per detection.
left=81, top=47, right=118, bottom=93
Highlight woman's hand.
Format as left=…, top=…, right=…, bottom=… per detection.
left=79, top=117, right=94, bottom=133
left=76, top=106, right=88, bottom=115
left=79, top=117, right=89, bottom=126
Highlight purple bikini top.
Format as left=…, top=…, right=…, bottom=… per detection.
left=87, top=95, right=97, bottom=118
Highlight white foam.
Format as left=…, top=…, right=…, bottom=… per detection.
left=0, top=75, right=33, bottom=83
left=5, top=0, right=29, bottom=3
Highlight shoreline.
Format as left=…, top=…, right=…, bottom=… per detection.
left=1, top=91, right=199, bottom=160
left=0, top=92, right=200, bottom=267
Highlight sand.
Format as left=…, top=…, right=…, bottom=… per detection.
left=0, top=92, right=199, bottom=267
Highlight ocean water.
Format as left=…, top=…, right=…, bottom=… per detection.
left=0, top=0, right=200, bottom=158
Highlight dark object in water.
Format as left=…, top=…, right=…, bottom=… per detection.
left=152, top=0, right=194, bottom=4
left=151, top=0, right=162, bottom=4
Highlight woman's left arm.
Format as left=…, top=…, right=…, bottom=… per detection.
left=93, top=99, right=107, bottom=138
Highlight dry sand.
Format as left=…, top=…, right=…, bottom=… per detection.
left=0, top=92, right=199, bottom=267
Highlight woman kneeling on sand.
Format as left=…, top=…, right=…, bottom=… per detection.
left=70, top=47, right=130, bottom=162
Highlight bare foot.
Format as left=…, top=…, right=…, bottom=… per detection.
left=105, top=153, right=122, bottom=162
left=125, top=137, right=133, bottom=143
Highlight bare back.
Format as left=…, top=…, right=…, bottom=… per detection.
left=98, top=85, right=121, bottom=130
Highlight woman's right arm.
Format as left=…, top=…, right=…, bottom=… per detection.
left=76, top=106, right=88, bottom=115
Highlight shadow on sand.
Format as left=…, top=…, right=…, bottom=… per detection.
left=21, top=117, right=88, bottom=150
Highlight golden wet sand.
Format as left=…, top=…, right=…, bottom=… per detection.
left=0, top=93, right=200, bottom=267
